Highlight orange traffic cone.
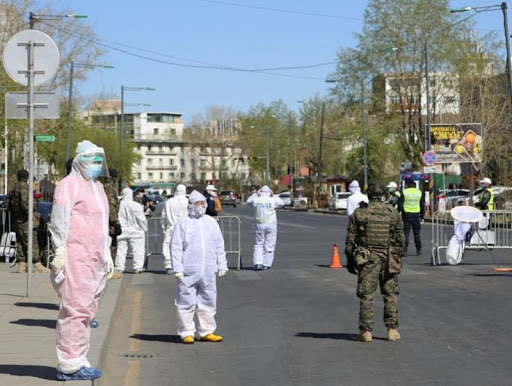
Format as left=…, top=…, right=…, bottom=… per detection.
left=330, top=244, right=343, bottom=269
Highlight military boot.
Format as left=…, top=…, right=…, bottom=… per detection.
left=356, top=330, right=372, bottom=342
left=387, top=328, right=400, bottom=341
left=33, top=262, right=50, bottom=273
left=18, top=261, right=27, bottom=273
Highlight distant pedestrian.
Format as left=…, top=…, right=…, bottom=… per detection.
left=204, top=184, right=218, bottom=217
left=246, top=185, right=284, bottom=270
left=386, top=181, right=400, bottom=209
left=398, top=178, right=424, bottom=256
left=346, top=180, right=369, bottom=216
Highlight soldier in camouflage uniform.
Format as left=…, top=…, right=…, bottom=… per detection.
left=99, top=169, right=122, bottom=279
left=344, top=181, right=405, bottom=342
left=6, top=169, right=49, bottom=273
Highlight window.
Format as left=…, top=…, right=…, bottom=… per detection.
left=200, top=159, right=206, bottom=167
left=148, top=173, right=153, bottom=179
left=180, top=172, right=185, bottom=179
left=201, top=172, right=206, bottom=181
left=154, top=128, right=159, bottom=135
left=169, top=172, right=175, bottom=179
left=147, top=158, right=153, bottom=166
left=169, top=159, right=174, bottom=166
left=170, top=128, right=176, bottom=136
left=158, top=144, right=163, bottom=152
left=159, top=158, right=163, bottom=166
left=137, top=173, right=141, bottom=179
left=159, top=172, right=163, bottom=179
left=181, top=159, right=185, bottom=167
left=148, top=145, right=152, bottom=151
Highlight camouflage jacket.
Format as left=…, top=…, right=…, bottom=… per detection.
left=102, top=179, right=119, bottom=225
left=5, top=180, right=40, bottom=227
left=344, top=200, right=405, bottom=262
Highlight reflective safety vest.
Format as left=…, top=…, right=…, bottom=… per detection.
left=387, top=190, right=401, bottom=206
left=479, top=188, right=494, bottom=210
left=403, top=187, right=421, bottom=213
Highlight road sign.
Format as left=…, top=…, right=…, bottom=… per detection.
left=35, top=135, right=55, bottom=142
left=6, top=92, right=60, bottom=119
left=423, top=150, right=438, bottom=166
left=2, top=30, right=60, bottom=86
left=423, top=166, right=437, bottom=173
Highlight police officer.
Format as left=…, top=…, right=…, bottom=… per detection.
left=99, top=169, right=122, bottom=279
left=398, top=177, right=424, bottom=256
left=386, top=181, right=400, bottom=209
left=476, top=177, right=494, bottom=210
left=6, top=169, right=49, bottom=273
left=345, top=181, right=405, bottom=342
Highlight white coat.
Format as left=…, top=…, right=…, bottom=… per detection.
left=161, top=190, right=189, bottom=270
left=347, top=187, right=369, bottom=217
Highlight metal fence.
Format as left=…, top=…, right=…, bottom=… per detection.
left=145, top=215, right=242, bottom=270
left=431, top=210, right=512, bottom=265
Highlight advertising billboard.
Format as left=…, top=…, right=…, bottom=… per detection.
left=429, top=123, right=483, bottom=163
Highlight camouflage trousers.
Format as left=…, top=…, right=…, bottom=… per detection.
left=356, top=256, right=399, bottom=331
left=15, top=221, right=40, bottom=263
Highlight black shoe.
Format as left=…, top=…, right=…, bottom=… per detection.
left=417, top=250, right=422, bottom=256
left=254, top=264, right=263, bottom=270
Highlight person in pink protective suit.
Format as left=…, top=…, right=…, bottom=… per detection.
left=49, top=140, right=113, bottom=381
left=171, top=190, right=228, bottom=344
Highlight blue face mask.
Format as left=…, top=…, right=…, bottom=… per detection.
left=84, top=164, right=102, bottom=180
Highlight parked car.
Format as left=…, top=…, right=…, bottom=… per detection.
left=219, top=190, right=237, bottom=207
left=278, top=191, right=292, bottom=207
left=328, top=192, right=351, bottom=211
left=463, top=186, right=512, bottom=207
left=439, top=189, right=470, bottom=207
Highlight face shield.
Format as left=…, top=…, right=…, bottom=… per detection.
left=73, top=147, right=109, bottom=181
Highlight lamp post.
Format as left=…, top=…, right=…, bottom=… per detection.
left=29, top=12, right=87, bottom=29
left=265, top=123, right=270, bottom=186
left=65, top=61, right=113, bottom=173
left=120, top=86, right=155, bottom=151
left=451, top=2, right=512, bottom=115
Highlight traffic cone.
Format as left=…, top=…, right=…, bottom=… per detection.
left=330, top=244, right=343, bottom=269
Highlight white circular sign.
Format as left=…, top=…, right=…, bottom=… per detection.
left=2, top=29, right=60, bottom=86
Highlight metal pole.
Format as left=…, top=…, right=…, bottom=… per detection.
left=288, top=112, right=293, bottom=192
left=4, top=116, right=7, bottom=195
left=265, top=124, right=269, bottom=186
left=501, top=2, right=512, bottom=115
left=361, top=77, right=368, bottom=189
left=425, top=42, right=431, bottom=150
left=318, top=101, right=325, bottom=196
left=29, top=12, right=35, bottom=29
left=27, top=40, right=35, bottom=296
left=120, top=85, right=124, bottom=151
left=65, top=61, right=73, bottom=172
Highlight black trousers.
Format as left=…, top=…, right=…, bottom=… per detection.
left=403, top=213, right=422, bottom=251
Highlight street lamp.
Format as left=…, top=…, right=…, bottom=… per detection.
left=451, top=2, right=512, bottom=115
left=65, top=61, right=113, bottom=172
left=120, top=86, right=155, bottom=151
left=29, top=12, right=87, bottom=29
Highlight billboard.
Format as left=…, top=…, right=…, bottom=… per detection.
left=429, top=123, right=483, bottom=163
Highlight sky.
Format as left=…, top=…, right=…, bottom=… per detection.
left=48, top=0, right=504, bottom=124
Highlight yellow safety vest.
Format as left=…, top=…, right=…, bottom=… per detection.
left=479, top=188, right=494, bottom=210
left=387, top=190, right=401, bottom=205
left=403, top=187, right=421, bottom=213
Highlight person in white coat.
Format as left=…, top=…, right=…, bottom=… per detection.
left=171, top=190, right=228, bottom=344
left=346, top=180, right=369, bottom=217
left=114, top=188, right=148, bottom=275
left=49, top=140, right=111, bottom=381
left=161, top=184, right=189, bottom=275
left=246, top=185, right=284, bottom=270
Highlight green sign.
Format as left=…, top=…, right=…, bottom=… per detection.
left=35, top=135, right=55, bottom=142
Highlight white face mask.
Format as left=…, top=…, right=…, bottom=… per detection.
left=194, top=206, right=206, bottom=217
left=210, top=191, right=217, bottom=197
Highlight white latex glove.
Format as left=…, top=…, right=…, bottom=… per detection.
left=174, top=272, right=184, bottom=282
left=218, top=269, right=227, bottom=277
left=50, top=246, right=67, bottom=274
left=107, top=253, right=114, bottom=280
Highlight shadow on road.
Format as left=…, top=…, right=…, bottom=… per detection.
left=15, top=301, right=59, bottom=310
left=296, top=332, right=388, bottom=341
left=10, top=318, right=56, bottom=329
left=0, top=364, right=56, bottom=380
left=130, top=333, right=181, bottom=343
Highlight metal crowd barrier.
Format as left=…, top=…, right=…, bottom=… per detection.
left=431, top=210, right=512, bottom=265
left=145, top=215, right=243, bottom=270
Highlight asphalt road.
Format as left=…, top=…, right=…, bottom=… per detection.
left=98, top=205, right=512, bottom=386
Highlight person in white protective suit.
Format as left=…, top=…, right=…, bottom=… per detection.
left=114, top=188, right=148, bottom=275
left=346, top=180, right=369, bottom=217
left=246, top=185, right=284, bottom=270
left=49, top=140, right=112, bottom=381
left=171, top=190, right=228, bottom=344
left=161, top=184, right=189, bottom=275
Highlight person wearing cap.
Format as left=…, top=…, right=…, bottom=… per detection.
left=386, top=181, right=401, bottom=209
left=398, top=177, right=425, bottom=256
left=171, top=190, right=228, bottom=344
left=161, top=184, right=189, bottom=275
left=48, top=140, right=113, bottom=381
left=204, top=184, right=218, bottom=217
left=344, top=181, right=405, bottom=342
left=246, top=185, right=284, bottom=270
left=347, top=180, right=369, bottom=217
left=5, top=169, right=49, bottom=273
left=476, top=177, right=494, bottom=210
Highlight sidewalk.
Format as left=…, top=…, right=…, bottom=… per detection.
left=0, top=262, right=122, bottom=385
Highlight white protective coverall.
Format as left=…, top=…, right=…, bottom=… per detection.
left=246, top=186, right=284, bottom=268
left=346, top=180, right=369, bottom=216
left=161, top=184, right=189, bottom=270
left=115, top=188, right=148, bottom=271
left=49, top=141, right=110, bottom=374
left=171, top=191, right=228, bottom=338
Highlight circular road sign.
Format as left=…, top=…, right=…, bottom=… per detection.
left=423, top=150, right=438, bottom=166
left=2, top=29, right=60, bottom=86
